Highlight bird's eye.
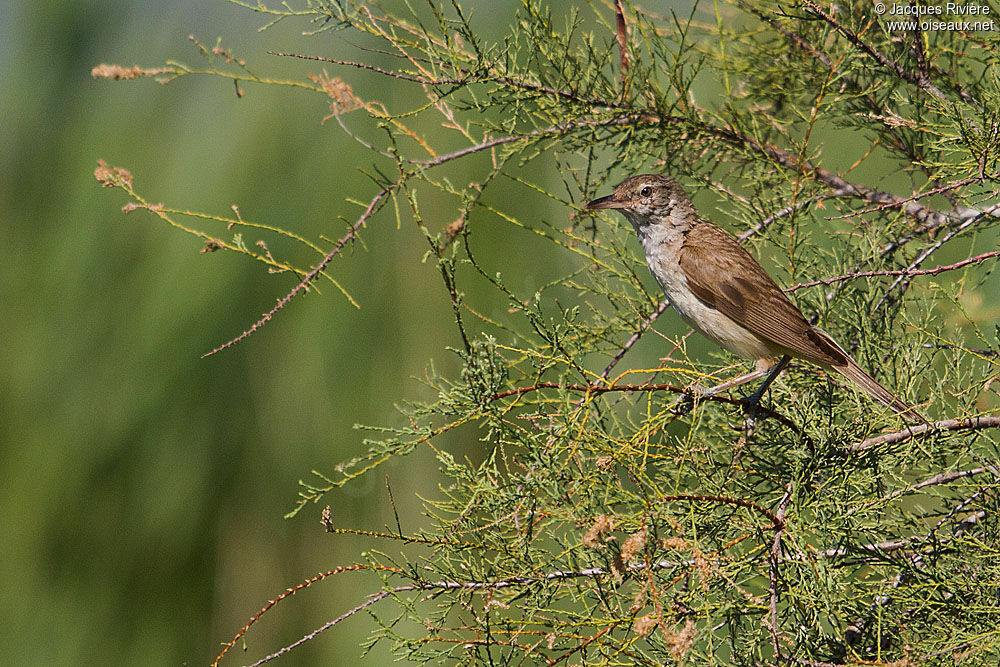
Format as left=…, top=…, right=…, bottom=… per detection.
left=639, top=186, right=652, bottom=197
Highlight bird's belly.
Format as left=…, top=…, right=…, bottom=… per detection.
left=651, top=257, right=774, bottom=361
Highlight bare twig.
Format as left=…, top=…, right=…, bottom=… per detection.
left=235, top=556, right=700, bottom=666
left=799, top=0, right=975, bottom=113
left=922, top=342, right=998, bottom=357
left=825, top=175, right=989, bottom=220
left=660, top=493, right=786, bottom=530
left=268, top=50, right=631, bottom=110
left=846, top=467, right=987, bottom=515
left=921, top=641, right=975, bottom=660
left=704, top=123, right=962, bottom=228
left=224, top=484, right=985, bottom=665
left=599, top=298, right=670, bottom=380
left=787, top=658, right=839, bottom=667
left=494, top=381, right=677, bottom=399
left=878, top=201, right=1000, bottom=262
left=847, top=415, right=1000, bottom=452
left=212, top=564, right=391, bottom=667
left=737, top=0, right=934, bottom=170
left=767, top=483, right=794, bottom=661
left=549, top=624, right=616, bottom=665
left=490, top=380, right=799, bottom=430
left=201, top=184, right=392, bottom=358
left=818, top=535, right=920, bottom=559
left=614, top=0, right=629, bottom=88
left=871, top=213, right=982, bottom=313
left=837, top=495, right=988, bottom=654
left=275, top=47, right=982, bottom=235
left=203, top=115, right=645, bottom=356
left=737, top=191, right=844, bottom=243
left=785, top=250, right=1000, bottom=293
left=413, top=115, right=648, bottom=167
left=245, top=591, right=391, bottom=667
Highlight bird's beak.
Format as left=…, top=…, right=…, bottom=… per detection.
left=585, top=194, right=623, bottom=210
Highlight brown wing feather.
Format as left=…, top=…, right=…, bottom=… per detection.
left=679, top=223, right=847, bottom=367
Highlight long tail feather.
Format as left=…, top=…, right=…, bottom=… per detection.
left=809, top=327, right=925, bottom=423
left=833, top=358, right=925, bottom=423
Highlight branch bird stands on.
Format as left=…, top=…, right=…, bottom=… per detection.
left=586, top=174, right=924, bottom=422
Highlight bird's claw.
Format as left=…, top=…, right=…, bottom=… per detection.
left=737, top=394, right=762, bottom=413
left=670, top=384, right=710, bottom=416
left=738, top=393, right=765, bottom=433
left=671, top=394, right=695, bottom=416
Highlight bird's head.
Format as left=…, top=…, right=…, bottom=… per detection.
left=585, top=174, right=690, bottom=229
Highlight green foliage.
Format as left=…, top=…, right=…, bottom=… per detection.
left=97, top=0, right=1000, bottom=663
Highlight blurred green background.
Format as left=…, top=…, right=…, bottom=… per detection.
left=5, top=2, right=996, bottom=665
left=0, top=1, right=540, bottom=664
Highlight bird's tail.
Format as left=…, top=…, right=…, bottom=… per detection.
left=833, top=358, right=925, bottom=423
left=810, top=327, right=926, bottom=423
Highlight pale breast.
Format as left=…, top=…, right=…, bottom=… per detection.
left=638, top=224, right=775, bottom=361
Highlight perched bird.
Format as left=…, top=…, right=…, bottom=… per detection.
left=586, top=173, right=922, bottom=421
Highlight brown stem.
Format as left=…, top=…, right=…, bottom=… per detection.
left=848, top=415, right=1000, bottom=452
left=785, top=250, right=1000, bottom=292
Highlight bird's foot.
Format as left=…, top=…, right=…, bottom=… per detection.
left=737, top=392, right=764, bottom=413
left=669, top=383, right=712, bottom=416
left=670, top=394, right=695, bottom=416
left=737, top=389, right=767, bottom=434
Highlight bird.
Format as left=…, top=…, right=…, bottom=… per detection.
left=585, top=173, right=923, bottom=422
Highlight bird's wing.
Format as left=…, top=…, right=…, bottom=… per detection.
left=678, top=222, right=847, bottom=366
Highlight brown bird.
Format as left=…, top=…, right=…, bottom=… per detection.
left=586, top=173, right=923, bottom=421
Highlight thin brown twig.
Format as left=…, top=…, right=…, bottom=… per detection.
left=268, top=50, right=631, bottom=110
left=660, top=493, right=786, bottom=530
left=847, top=415, right=1000, bottom=452
left=841, top=194, right=1000, bottom=320
left=599, top=298, right=670, bottom=380
left=413, top=115, right=649, bottom=166
left=846, top=467, right=987, bottom=515
left=240, top=548, right=778, bottom=666
left=871, top=213, right=981, bottom=313
left=785, top=250, right=1000, bottom=292
left=245, top=591, right=391, bottom=667
left=222, top=510, right=983, bottom=665
left=817, top=536, right=920, bottom=559
left=225, top=561, right=653, bottom=666
left=922, top=342, right=998, bottom=357
left=912, top=15, right=930, bottom=83
left=737, top=191, right=844, bottom=242
left=825, top=175, right=988, bottom=220
left=786, top=658, right=839, bottom=667
left=703, top=123, right=960, bottom=228
left=203, top=115, right=644, bottom=356
left=281, top=48, right=980, bottom=233
left=492, top=381, right=682, bottom=400
left=548, top=624, right=615, bottom=666
left=799, top=0, right=971, bottom=112
left=614, top=0, right=629, bottom=88
left=737, top=0, right=932, bottom=169
left=921, top=640, right=974, bottom=660
left=211, top=563, right=395, bottom=667
left=489, top=380, right=799, bottom=430
left=201, top=184, right=392, bottom=358
left=284, top=41, right=989, bottom=245
left=879, top=200, right=1000, bottom=262
left=767, top=483, right=794, bottom=662
left=249, top=555, right=704, bottom=666
left=837, top=490, right=989, bottom=654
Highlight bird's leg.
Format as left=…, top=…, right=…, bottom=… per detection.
left=670, top=364, right=776, bottom=416
left=691, top=366, right=774, bottom=399
left=740, top=355, right=791, bottom=418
